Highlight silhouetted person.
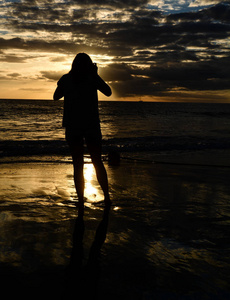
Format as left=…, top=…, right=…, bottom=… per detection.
left=53, top=53, right=112, bottom=215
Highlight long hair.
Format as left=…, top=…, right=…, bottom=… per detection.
left=70, top=53, right=94, bottom=77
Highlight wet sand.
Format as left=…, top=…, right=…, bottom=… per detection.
left=0, top=159, right=230, bottom=299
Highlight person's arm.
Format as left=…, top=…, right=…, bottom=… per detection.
left=96, top=74, right=112, bottom=97
left=53, top=86, right=64, bottom=100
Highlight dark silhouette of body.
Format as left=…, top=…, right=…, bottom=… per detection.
left=53, top=53, right=112, bottom=215
left=61, top=206, right=110, bottom=299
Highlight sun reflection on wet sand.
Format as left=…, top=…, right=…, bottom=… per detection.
left=0, top=162, right=107, bottom=273
left=84, top=163, right=104, bottom=207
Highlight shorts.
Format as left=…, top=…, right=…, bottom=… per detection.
left=65, top=125, right=102, bottom=148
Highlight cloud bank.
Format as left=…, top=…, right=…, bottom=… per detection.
left=0, top=0, right=229, bottom=101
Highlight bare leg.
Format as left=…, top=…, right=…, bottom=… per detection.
left=87, top=144, right=111, bottom=206
left=69, top=145, right=85, bottom=215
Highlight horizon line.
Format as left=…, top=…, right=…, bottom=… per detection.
left=0, top=98, right=230, bottom=104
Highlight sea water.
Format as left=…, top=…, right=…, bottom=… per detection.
left=1, top=99, right=230, bottom=163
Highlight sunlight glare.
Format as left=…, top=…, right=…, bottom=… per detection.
left=84, top=163, right=104, bottom=204
left=90, top=54, right=115, bottom=65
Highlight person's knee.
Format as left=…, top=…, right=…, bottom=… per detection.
left=91, top=155, right=103, bottom=166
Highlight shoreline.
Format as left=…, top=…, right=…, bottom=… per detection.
left=0, top=147, right=230, bottom=166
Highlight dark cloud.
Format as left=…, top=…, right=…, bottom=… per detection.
left=105, top=54, right=230, bottom=97
left=0, top=54, right=27, bottom=63
left=81, top=0, right=148, bottom=6
left=20, top=88, right=46, bottom=92
left=0, top=52, right=39, bottom=63
left=49, top=57, right=66, bottom=62
left=167, top=2, right=230, bottom=23
left=148, top=57, right=230, bottom=90
left=0, top=37, right=107, bottom=55
left=100, top=64, right=133, bottom=81
left=1, top=0, right=229, bottom=100
left=8, top=73, right=21, bottom=78
left=40, top=70, right=67, bottom=81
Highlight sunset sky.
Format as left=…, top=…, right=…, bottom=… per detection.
left=0, top=0, right=229, bottom=102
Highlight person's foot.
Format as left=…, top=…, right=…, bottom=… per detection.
left=77, top=201, right=84, bottom=217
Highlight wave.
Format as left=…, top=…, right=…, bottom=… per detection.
left=1, top=135, right=230, bottom=159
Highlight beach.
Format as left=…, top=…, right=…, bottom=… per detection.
left=1, top=99, right=230, bottom=299
left=0, top=156, right=230, bottom=300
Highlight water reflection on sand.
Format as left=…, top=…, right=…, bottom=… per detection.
left=0, top=161, right=229, bottom=299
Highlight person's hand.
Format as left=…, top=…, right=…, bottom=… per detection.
left=92, top=63, right=98, bottom=74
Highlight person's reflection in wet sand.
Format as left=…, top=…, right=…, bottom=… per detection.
left=62, top=206, right=110, bottom=299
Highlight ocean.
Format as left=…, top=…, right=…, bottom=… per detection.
left=1, top=99, right=230, bottom=164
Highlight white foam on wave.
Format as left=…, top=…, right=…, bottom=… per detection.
left=56, top=187, right=71, bottom=200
